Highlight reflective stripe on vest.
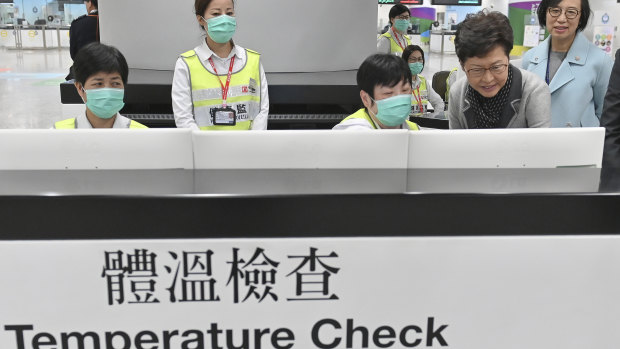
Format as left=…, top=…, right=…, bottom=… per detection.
left=180, top=49, right=261, bottom=131
left=340, top=108, right=420, bottom=131
left=54, top=118, right=148, bottom=129
left=381, top=31, right=412, bottom=54
left=411, top=76, right=429, bottom=115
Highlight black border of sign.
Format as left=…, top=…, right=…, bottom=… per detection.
left=2, top=193, right=620, bottom=240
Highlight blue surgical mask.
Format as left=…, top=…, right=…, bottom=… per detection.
left=205, top=15, right=237, bottom=44
left=83, top=88, right=125, bottom=119
left=370, top=94, right=412, bottom=127
left=409, top=62, right=424, bottom=75
left=394, top=19, right=410, bottom=32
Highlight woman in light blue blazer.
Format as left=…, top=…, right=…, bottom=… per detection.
left=522, top=0, right=612, bottom=127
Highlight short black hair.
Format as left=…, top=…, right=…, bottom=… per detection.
left=87, top=0, right=98, bottom=8
left=402, top=45, right=425, bottom=66
left=73, top=42, right=129, bottom=86
left=455, top=11, right=513, bottom=63
left=357, top=54, right=412, bottom=99
left=389, top=4, right=410, bottom=22
left=537, top=0, right=590, bottom=32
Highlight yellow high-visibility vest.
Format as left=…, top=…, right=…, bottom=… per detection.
left=381, top=31, right=412, bottom=55
left=338, top=108, right=420, bottom=130
left=411, top=76, right=430, bottom=116
left=180, top=48, right=261, bottom=131
left=54, top=118, right=147, bottom=129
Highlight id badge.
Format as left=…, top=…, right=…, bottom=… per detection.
left=211, top=107, right=237, bottom=126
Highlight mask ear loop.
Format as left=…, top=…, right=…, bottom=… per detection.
left=79, top=85, right=86, bottom=104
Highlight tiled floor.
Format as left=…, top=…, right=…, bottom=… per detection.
left=0, top=47, right=72, bottom=129
left=0, top=46, right=461, bottom=129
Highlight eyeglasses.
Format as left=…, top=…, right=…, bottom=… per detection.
left=396, top=15, right=411, bottom=20
left=466, top=64, right=508, bottom=78
left=548, top=7, right=580, bottom=19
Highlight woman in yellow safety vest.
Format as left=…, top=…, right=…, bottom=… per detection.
left=402, top=45, right=445, bottom=118
left=333, top=54, right=420, bottom=131
left=54, top=42, right=147, bottom=129
left=377, top=4, right=412, bottom=57
left=172, top=0, right=269, bottom=130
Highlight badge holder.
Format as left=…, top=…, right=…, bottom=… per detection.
left=211, top=107, right=237, bottom=126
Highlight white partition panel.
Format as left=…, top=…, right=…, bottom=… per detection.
left=408, top=128, right=605, bottom=169
left=99, top=0, right=377, bottom=72
left=0, top=129, right=194, bottom=170
left=193, top=130, right=410, bottom=169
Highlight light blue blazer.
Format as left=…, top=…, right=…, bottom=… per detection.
left=522, top=33, right=613, bottom=127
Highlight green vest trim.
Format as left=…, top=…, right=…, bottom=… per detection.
left=180, top=48, right=262, bottom=131
left=339, top=108, right=419, bottom=130
left=381, top=31, right=412, bottom=54
left=54, top=118, right=148, bottom=129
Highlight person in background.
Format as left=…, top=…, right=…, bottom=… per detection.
left=445, top=66, right=465, bottom=105
left=66, top=0, right=99, bottom=80
left=448, top=11, right=551, bottom=129
left=333, top=54, right=420, bottom=131
left=172, top=0, right=269, bottom=130
left=522, top=0, right=612, bottom=127
left=402, top=45, right=445, bottom=117
left=377, top=4, right=411, bottom=56
left=54, top=43, right=147, bottom=129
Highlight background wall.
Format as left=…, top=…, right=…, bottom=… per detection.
left=99, top=0, right=377, bottom=73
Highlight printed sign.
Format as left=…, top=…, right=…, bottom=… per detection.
left=2, top=236, right=620, bottom=348
left=523, top=25, right=541, bottom=47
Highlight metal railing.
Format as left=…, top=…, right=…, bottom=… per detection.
left=0, top=24, right=69, bottom=50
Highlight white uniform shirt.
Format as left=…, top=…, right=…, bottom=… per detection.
left=377, top=27, right=407, bottom=54
left=172, top=41, right=269, bottom=130
left=55, top=112, right=136, bottom=129
left=333, top=113, right=414, bottom=131
left=413, top=75, right=445, bottom=116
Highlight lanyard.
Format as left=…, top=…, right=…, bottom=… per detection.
left=393, top=29, right=406, bottom=51
left=545, top=45, right=551, bottom=85
left=412, top=86, right=423, bottom=111
left=207, top=56, right=236, bottom=107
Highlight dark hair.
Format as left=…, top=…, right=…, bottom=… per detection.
left=388, top=4, right=410, bottom=22
left=537, top=0, right=590, bottom=32
left=357, top=54, right=412, bottom=99
left=87, top=0, right=98, bottom=9
left=402, top=45, right=425, bottom=66
left=73, top=42, right=129, bottom=86
left=455, top=11, right=513, bottom=63
left=195, top=0, right=234, bottom=17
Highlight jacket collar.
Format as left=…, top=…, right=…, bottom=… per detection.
left=463, top=65, right=522, bottom=128
left=528, top=33, right=590, bottom=93
left=528, top=32, right=589, bottom=65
